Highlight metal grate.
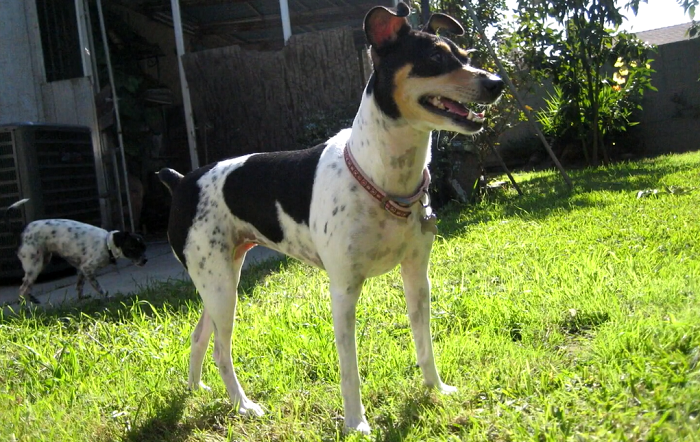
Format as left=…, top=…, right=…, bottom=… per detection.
left=33, top=128, right=100, bottom=222
left=0, top=130, right=22, bottom=276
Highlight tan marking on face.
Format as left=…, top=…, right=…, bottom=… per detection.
left=436, top=41, right=451, bottom=53
left=456, top=47, right=472, bottom=59
left=393, top=65, right=444, bottom=126
left=392, top=64, right=485, bottom=129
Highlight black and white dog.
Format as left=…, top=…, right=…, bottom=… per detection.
left=158, top=3, right=503, bottom=434
left=6, top=199, right=148, bottom=304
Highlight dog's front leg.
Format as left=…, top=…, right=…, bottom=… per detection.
left=330, top=280, right=370, bottom=435
left=84, top=272, right=108, bottom=298
left=401, top=243, right=456, bottom=394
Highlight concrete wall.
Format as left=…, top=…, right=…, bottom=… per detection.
left=495, top=38, right=700, bottom=163
left=632, top=38, right=700, bottom=155
left=0, top=0, right=100, bottom=129
left=0, top=0, right=45, bottom=123
left=0, top=0, right=112, bottom=227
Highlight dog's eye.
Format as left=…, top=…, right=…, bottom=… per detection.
left=430, top=51, right=445, bottom=64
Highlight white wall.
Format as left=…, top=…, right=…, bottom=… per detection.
left=0, top=0, right=45, bottom=123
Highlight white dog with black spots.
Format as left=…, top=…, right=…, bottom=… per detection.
left=6, top=199, right=148, bottom=304
left=158, top=2, right=504, bottom=434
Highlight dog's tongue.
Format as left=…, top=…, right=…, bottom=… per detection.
left=442, top=98, right=469, bottom=117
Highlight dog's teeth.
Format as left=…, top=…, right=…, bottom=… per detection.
left=430, top=96, right=445, bottom=110
left=466, top=110, right=485, bottom=123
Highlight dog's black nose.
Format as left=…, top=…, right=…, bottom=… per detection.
left=484, top=77, right=505, bottom=96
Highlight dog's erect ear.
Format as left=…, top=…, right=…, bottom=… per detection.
left=424, top=13, right=464, bottom=36
left=364, top=2, right=411, bottom=49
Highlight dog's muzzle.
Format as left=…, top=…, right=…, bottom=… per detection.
left=135, top=257, right=148, bottom=267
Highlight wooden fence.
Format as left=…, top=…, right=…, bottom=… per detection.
left=182, top=27, right=368, bottom=164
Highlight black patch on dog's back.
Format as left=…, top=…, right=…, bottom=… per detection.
left=223, top=144, right=324, bottom=243
left=168, top=163, right=216, bottom=268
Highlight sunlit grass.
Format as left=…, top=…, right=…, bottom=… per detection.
left=1, top=151, right=699, bottom=441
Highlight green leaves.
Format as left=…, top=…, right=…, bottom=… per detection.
left=511, top=0, right=656, bottom=165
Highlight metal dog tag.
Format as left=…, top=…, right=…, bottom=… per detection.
left=420, top=213, right=438, bottom=235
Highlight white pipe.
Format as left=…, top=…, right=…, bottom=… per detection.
left=279, top=0, right=292, bottom=43
left=171, top=0, right=200, bottom=170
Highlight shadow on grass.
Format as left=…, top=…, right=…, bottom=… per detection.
left=123, top=389, right=256, bottom=442
left=437, top=159, right=698, bottom=238
left=373, top=391, right=442, bottom=442
left=0, top=256, right=290, bottom=325
left=123, top=390, right=192, bottom=442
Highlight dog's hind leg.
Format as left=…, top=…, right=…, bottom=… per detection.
left=401, top=243, right=456, bottom=394
left=188, top=308, right=214, bottom=390
left=75, top=273, right=90, bottom=299
left=190, top=243, right=264, bottom=417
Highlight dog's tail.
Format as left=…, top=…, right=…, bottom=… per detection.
left=4, top=198, right=29, bottom=242
left=157, top=168, right=184, bottom=195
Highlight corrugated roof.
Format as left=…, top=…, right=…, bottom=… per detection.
left=116, top=0, right=394, bottom=50
left=634, top=22, right=696, bottom=45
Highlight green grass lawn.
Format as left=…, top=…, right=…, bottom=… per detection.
left=2, top=151, right=699, bottom=441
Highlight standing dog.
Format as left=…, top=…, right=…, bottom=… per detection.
left=159, top=2, right=503, bottom=434
left=6, top=199, right=148, bottom=304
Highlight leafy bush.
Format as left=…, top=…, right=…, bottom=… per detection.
left=513, top=0, right=656, bottom=166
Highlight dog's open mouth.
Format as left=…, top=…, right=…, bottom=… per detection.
left=421, top=95, right=485, bottom=130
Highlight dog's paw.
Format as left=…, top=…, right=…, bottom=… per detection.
left=435, top=382, right=457, bottom=395
left=189, top=381, right=211, bottom=391
left=344, top=417, right=371, bottom=435
left=237, top=399, right=264, bottom=417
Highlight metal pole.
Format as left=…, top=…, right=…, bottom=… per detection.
left=171, top=0, right=200, bottom=171
left=95, top=0, right=136, bottom=232
left=279, top=0, right=292, bottom=43
left=82, top=0, right=101, bottom=94
left=462, top=0, right=573, bottom=190
left=109, top=144, right=127, bottom=230
left=78, top=0, right=113, bottom=229
left=487, top=142, right=523, bottom=196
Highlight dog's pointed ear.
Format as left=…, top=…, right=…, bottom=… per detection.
left=364, top=2, right=411, bottom=49
left=424, top=13, right=464, bottom=36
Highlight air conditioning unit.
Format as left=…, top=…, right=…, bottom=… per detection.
left=0, top=123, right=101, bottom=279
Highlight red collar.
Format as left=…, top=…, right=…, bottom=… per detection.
left=343, top=144, right=430, bottom=218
